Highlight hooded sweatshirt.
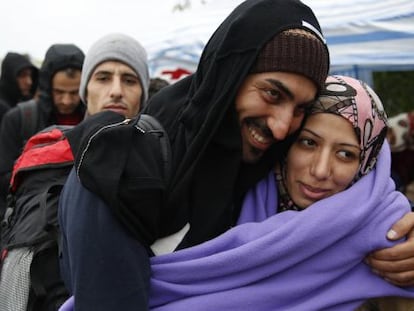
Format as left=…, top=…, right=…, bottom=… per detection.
left=0, top=52, right=39, bottom=123
left=0, top=44, right=85, bottom=214
left=0, top=52, right=38, bottom=109
left=73, top=0, right=329, bottom=248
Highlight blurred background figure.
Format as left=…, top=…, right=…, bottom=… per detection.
left=148, top=77, right=170, bottom=99
left=0, top=52, right=39, bottom=123
left=0, top=44, right=85, bottom=219
left=387, top=110, right=414, bottom=203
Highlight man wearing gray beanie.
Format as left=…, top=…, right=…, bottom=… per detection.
left=80, top=33, right=150, bottom=118
left=57, top=33, right=154, bottom=311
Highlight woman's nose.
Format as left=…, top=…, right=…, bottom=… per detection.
left=310, top=151, right=331, bottom=180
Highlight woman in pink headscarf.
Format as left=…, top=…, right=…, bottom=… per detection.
left=273, top=74, right=389, bottom=213
left=147, top=76, right=414, bottom=311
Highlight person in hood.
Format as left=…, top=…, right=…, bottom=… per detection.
left=0, top=52, right=39, bottom=123
left=0, top=43, right=85, bottom=217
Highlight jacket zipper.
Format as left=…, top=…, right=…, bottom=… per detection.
left=76, top=119, right=130, bottom=177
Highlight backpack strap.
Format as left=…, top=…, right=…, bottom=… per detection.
left=134, top=114, right=171, bottom=184
left=17, top=99, right=38, bottom=142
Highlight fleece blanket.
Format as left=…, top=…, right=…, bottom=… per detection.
left=60, top=142, right=414, bottom=311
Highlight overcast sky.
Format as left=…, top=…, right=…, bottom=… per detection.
left=1, top=0, right=240, bottom=62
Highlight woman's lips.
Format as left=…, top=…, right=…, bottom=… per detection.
left=299, top=182, right=330, bottom=201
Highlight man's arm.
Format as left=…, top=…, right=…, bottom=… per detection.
left=366, top=212, right=414, bottom=286
left=59, top=169, right=151, bottom=311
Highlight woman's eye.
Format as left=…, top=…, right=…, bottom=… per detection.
left=338, top=150, right=358, bottom=160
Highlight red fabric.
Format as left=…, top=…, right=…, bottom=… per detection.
left=161, top=68, right=192, bottom=80
left=1, top=249, right=8, bottom=262
left=55, top=112, right=83, bottom=126
left=10, top=128, right=74, bottom=191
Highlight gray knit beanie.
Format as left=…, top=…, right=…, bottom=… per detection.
left=79, top=33, right=150, bottom=106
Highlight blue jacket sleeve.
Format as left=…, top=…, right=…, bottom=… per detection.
left=58, top=168, right=151, bottom=311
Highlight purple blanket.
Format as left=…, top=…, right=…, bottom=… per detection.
left=60, top=142, right=414, bottom=311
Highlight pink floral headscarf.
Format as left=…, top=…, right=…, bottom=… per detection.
left=309, top=75, right=388, bottom=181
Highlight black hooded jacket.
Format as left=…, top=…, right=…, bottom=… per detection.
left=0, top=52, right=39, bottom=122
left=73, top=0, right=329, bottom=249
left=0, top=52, right=39, bottom=108
left=0, top=44, right=85, bottom=215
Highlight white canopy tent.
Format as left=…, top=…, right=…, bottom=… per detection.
left=311, top=0, right=414, bottom=85
left=145, top=0, right=414, bottom=86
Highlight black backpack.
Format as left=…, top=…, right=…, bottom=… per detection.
left=17, top=99, right=39, bottom=144
left=0, top=114, right=171, bottom=311
left=0, top=125, right=74, bottom=311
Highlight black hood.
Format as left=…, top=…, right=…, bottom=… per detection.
left=0, top=52, right=39, bottom=107
left=143, top=0, right=329, bottom=246
left=37, top=44, right=85, bottom=105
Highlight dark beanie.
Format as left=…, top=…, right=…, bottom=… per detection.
left=250, top=29, right=329, bottom=91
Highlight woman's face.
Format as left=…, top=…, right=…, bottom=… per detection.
left=285, top=113, right=361, bottom=209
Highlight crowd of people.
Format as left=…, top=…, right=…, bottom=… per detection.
left=0, top=0, right=413, bottom=310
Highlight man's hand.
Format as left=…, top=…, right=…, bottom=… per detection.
left=365, top=212, right=414, bottom=286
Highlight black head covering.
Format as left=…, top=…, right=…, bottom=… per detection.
left=0, top=52, right=39, bottom=107
left=28, top=43, right=85, bottom=122
left=143, top=0, right=330, bottom=247
left=37, top=44, right=85, bottom=103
